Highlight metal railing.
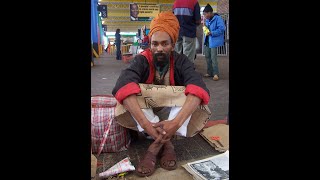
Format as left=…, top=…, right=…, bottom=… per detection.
left=218, top=13, right=229, bottom=56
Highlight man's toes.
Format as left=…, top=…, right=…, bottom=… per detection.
left=169, top=160, right=176, bottom=167
left=161, top=161, right=166, bottom=167
left=142, top=167, right=151, bottom=174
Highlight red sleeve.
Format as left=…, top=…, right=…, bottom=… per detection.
left=115, top=82, right=141, bottom=104
left=185, top=84, right=210, bottom=105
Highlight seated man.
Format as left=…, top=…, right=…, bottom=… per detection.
left=112, top=11, right=211, bottom=177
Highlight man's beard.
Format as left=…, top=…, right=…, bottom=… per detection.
left=153, top=52, right=170, bottom=68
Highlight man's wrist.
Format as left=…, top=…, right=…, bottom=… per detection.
left=172, top=118, right=183, bottom=128
left=140, top=119, right=150, bottom=129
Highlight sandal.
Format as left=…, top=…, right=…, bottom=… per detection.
left=135, top=151, right=157, bottom=177
left=160, top=146, right=177, bottom=170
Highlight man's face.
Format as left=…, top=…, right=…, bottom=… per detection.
left=131, top=4, right=139, bottom=18
left=203, top=11, right=212, bottom=19
left=150, top=31, right=174, bottom=67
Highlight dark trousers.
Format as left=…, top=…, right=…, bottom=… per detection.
left=116, top=44, right=121, bottom=60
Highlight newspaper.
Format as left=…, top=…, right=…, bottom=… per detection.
left=182, top=151, right=229, bottom=180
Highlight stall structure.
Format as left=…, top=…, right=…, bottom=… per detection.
left=91, top=0, right=104, bottom=59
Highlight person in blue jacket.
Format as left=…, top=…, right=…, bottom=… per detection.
left=115, top=29, right=122, bottom=60
left=203, top=4, right=225, bottom=81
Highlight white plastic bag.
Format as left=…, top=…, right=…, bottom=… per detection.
left=196, top=38, right=200, bottom=51
left=137, top=47, right=144, bottom=54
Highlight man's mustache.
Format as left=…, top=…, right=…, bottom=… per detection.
left=154, top=53, right=167, bottom=59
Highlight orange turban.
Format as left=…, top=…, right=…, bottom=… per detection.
left=148, top=11, right=180, bottom=44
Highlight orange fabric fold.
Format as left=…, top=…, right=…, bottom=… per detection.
left=148, top=11, right=180, bottom=44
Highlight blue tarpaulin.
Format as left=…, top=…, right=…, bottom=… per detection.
left=91, top=0, right=98, bottom=44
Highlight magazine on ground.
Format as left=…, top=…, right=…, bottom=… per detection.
left=182, top=150, right=229, bottom=180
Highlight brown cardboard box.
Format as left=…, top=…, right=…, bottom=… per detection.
left=200, top=124, right=229, bottom=152
left=115, top=84, right=212, bottom=137
left=91, top=153, right=97, bottom=179
left=115, top=84, right=188, bottom=111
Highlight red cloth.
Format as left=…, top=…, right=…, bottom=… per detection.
left=115, top=82, right=141, bottom=104
left=142, top=36, right=149, bottom=44
left=185, top=84, right=210, bottom=105
left=204, top=120, right=228, bottom=128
